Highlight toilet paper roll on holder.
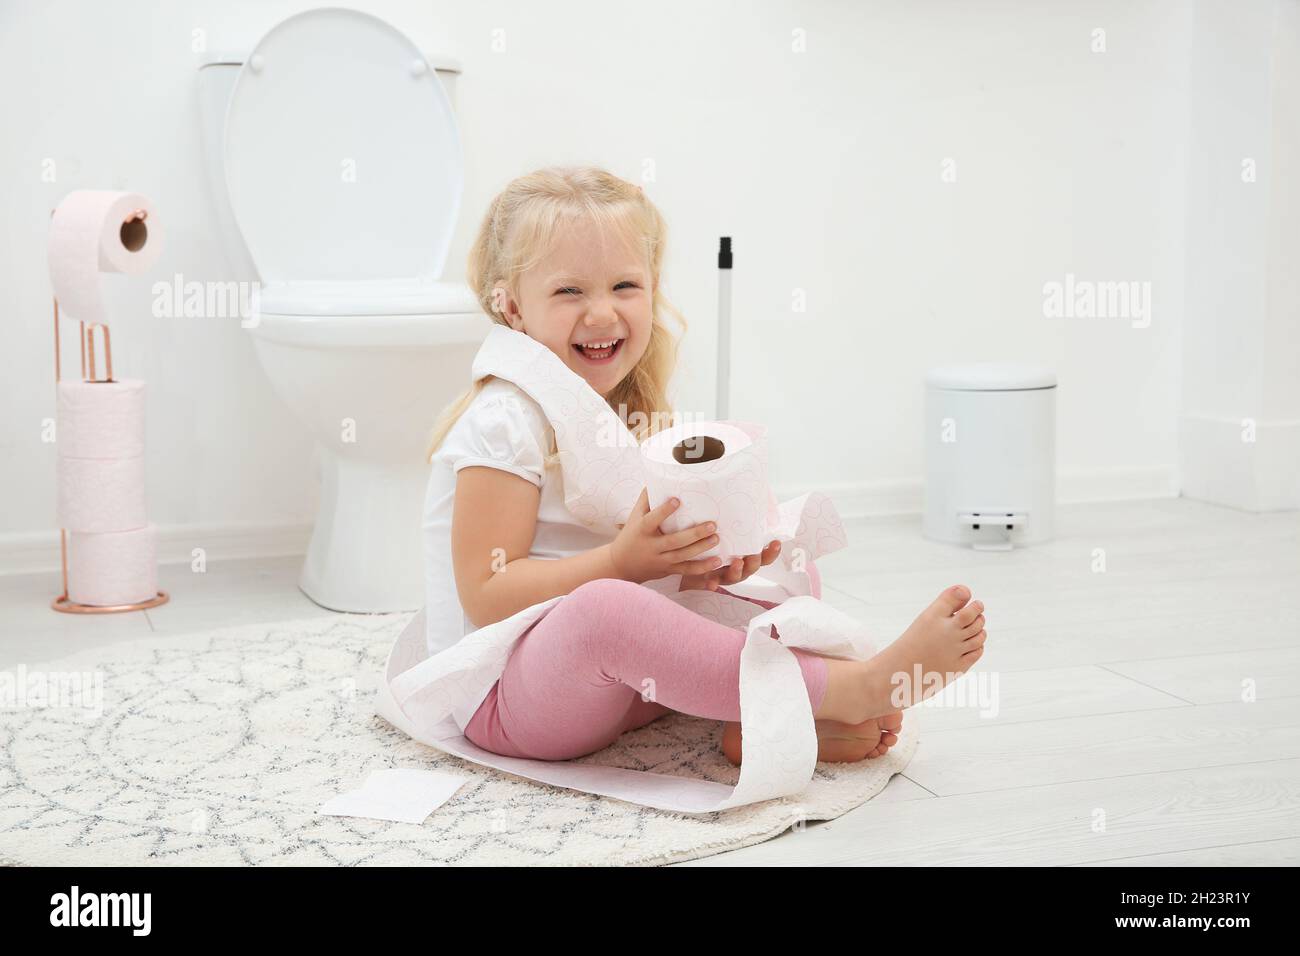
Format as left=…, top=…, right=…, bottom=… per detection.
left=49, top=226, right=169, bottom=614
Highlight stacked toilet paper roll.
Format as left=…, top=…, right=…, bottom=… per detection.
left=48, top=189, right=163, bottom=608
left=56, top=380, right=157, bottom=605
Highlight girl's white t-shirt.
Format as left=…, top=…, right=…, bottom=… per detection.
left=422, top=377, right=613, bottom=656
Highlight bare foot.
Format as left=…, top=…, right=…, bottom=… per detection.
left=720, top=711, right=903, bottom=765
left=818, top=585, right=987, bottom=724
left=873, top=711, right=903, bottom=756
left=813, top=712, right=902, bottom=761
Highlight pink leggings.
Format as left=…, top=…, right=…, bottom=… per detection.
left=463, top=578, right=830, bottom=761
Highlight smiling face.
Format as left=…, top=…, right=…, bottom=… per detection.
left=500, top=218, right=654, bottom=397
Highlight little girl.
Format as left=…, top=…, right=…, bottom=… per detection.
left=422, top=167, right=988, bottom=765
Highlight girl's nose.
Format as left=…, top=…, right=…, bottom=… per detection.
left=584, top=297, right=618, bottom=326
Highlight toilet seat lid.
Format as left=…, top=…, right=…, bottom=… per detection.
left=223, top=8, right=462, bottom=283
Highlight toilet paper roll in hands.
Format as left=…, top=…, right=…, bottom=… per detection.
left=57, top=456, right=147, bottom=533
left=640, top=421, right=781, bottom=564
left=57, top=379, right=145, bottom=458
left=67, top=525, right=158, bottom=606
left=48, top=190, right=163, bottom=324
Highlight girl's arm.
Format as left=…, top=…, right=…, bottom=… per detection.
left=452, top=465, right=724, bottom=628
left=452, top=465, right=620, bottom=627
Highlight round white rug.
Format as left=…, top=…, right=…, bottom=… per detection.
left=0, top=613, right=918, bottom=866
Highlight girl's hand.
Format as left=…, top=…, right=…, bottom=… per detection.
left=678, top=539, right=781, bottom=592
left=609, top=489, right=724, bottom=584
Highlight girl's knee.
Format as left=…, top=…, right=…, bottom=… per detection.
left=562, top=578, right=656, bottom=663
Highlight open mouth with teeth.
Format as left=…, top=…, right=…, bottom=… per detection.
left=572, top=337, right=625, bottom=364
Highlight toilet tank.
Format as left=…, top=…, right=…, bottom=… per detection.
left=196, top=51, right=463, bottom=279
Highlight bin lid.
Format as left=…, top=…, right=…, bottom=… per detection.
left=926, top=363, right=1056, bottom=391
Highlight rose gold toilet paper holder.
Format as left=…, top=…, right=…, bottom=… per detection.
left=50, top=291, right=169, bottom=615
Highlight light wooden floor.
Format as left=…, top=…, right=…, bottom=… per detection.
left=682, top=496, right=1300, bottom=865
left=2, top=496, right=1297, bottom=866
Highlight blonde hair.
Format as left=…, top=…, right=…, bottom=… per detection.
left=426, top=166, right=687, bottom=464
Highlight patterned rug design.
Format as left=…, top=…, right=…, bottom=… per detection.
left=0, top=614, right=917, bottom=866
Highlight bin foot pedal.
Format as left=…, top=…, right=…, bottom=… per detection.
left=957, top=512, right=1027, bottom=551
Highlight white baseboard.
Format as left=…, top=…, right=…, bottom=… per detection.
left=0, top=465, right=1184, bottom=576
left=775, top=478, right=925, bottom=518
left=1055, top=465, right=1181, bottom=504
left=778, top=465, right=1179, bottom=521
left=0, top=522, right=312, bottom=576
left=1180, top=413, right=1300, bottom=512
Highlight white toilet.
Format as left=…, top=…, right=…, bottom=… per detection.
left=197, top=9, right=489, bottom=612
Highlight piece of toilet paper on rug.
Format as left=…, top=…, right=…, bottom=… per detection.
left=377, top=324, right=888, bottom=815
left=319, top=768, right=470, bottom=824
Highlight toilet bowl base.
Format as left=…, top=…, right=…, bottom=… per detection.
left=298, top=450, right=426, bottom=613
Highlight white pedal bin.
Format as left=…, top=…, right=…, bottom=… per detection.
left=923, top=364, right=1057, bottom=550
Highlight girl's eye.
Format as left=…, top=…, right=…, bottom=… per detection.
left=555, top=282, right=639, bottom=295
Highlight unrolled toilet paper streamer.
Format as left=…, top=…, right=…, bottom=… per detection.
left=376, top=324, right=879, bottom=815
left=67, top=526, right=158, bottom=606
left=57, top=380, right=145, bottom=459
left=48, top=190, right=164, bottom=325
left=57, top=456, right=146, bottom=533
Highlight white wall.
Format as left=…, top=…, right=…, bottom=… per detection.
left=1181, top=0, right=1300, bottom=511
left=0, top=0, right=1263, bottom=569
